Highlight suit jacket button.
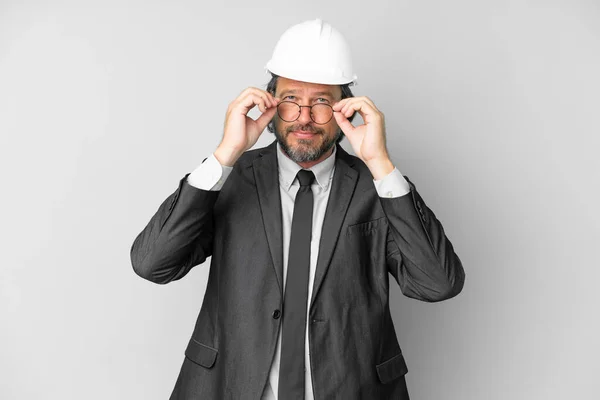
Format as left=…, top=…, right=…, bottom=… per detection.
left=272, top=309, right=281, bottom=319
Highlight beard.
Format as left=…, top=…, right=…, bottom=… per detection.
left=274, top=122, right=343, bottom=163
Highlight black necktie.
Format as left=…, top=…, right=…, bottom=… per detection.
left=279, top=169, right=315, bottom=400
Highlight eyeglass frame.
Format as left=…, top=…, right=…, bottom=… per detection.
left=276, top=101, right=335, bottom=125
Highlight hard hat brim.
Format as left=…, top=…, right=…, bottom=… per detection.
left=266, top=63, right=357, bottom=86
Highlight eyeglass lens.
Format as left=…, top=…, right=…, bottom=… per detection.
left=277, top=101, right=333, bottom=124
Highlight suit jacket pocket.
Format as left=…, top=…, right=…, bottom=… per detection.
left=347, top=216, right=386, bottom=236
left=376, top=352, right=408, bottom=384
left=185, top=338, right=218, bottom=369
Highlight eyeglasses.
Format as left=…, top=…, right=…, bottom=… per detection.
left=276, top=101, right=334, bottom=125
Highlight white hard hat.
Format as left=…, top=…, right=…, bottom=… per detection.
left=265, top=19, right=358, bottom=85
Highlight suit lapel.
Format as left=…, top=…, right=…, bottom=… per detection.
left=253, top=141, right=284, bottom=295
left=253, top=141, right=359, bottom=303
left=310, top=145, right=358, bottom=309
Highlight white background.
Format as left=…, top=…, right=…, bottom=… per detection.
left=1, top=0, right=599, bottom=399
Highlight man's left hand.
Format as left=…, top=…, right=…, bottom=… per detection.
left=333, top=96, right=395, bottom=180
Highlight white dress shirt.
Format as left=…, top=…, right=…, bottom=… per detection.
left=186, top=143, right=410, bottom=399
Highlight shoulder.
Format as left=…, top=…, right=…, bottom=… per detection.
left=227, top=142, right=278, bottom=175
left=237, top=146, right=269, bottom=166
left=335, top=144, right=373, bottom=179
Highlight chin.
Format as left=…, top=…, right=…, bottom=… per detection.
left=275, top=127, right=335, bottom=163
left=291, top=139, right=321, bottom=153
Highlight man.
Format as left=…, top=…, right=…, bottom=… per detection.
left=131, top=19, right=465, bottom=400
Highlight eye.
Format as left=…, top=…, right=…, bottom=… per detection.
left=315, top=97, right=329, bottom=103
left=284, top=95, right=296, bottom=101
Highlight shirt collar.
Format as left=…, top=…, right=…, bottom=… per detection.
left=276, top=142, right=336, bottom=192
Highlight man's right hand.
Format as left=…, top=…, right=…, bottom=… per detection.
left=214, top=87, right=280, bottom=166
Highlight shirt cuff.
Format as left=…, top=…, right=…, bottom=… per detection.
left=373, top=167, right=411, bottom=198
left=186, top=154, right=234, bottom=191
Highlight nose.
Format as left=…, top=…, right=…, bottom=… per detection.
left=297, top=105, right=312, bottom=124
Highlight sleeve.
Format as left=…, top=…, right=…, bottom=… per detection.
left=186, top=154, right=234, bottom=191
left=130, top=173, right=220, bottom=284
left=373, top=167, right=411, bottom=198
left=382, top=176, right=465, bottom=302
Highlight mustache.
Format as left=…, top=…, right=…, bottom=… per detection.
left=285, top=124, right=324, bottom=135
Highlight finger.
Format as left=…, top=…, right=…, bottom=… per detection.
left=238, top=87, right=263, bottom=104
left=332, top=98, right=351, bottom=111
left=237, top=93, right=269, bottom=113
left=265, top=92, right=278, bottom=108
left=334, top=97, right=381, bottom=121
left=340, top=98, right=363, bottom=115
left=250, top=88, right=277, bottom=108
left=258, top=90, right=274, bottom=109
left=259, top=91, right=280, bottom=110
left=236, top=87, right=272, bottom=109
left=253, top=92, right=271, bottom=112
left=333, top=99, right=355, bottom=119
left=254, top=106, right=278, bottom=132
left=361, top=96, right=378, bottom=110
left=339, top=96, right=378, bottom=112
left=333, top=109, right=355, bottom=135
left=341, top=98, right=381, bottom=121
left=333, top=96, right=372, bottom=112
left=235, top=88, right=279, bottom=111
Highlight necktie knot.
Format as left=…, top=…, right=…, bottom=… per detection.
left=296, top=170, right=315, bottom=187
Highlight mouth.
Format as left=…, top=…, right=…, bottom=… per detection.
left=290, top=130, right=319, bottom=139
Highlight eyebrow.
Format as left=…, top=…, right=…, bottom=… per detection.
left=278, top=89, right=336, bottom=99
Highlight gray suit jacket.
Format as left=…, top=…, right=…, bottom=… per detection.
left=130, top=141, right=465, bottom=399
